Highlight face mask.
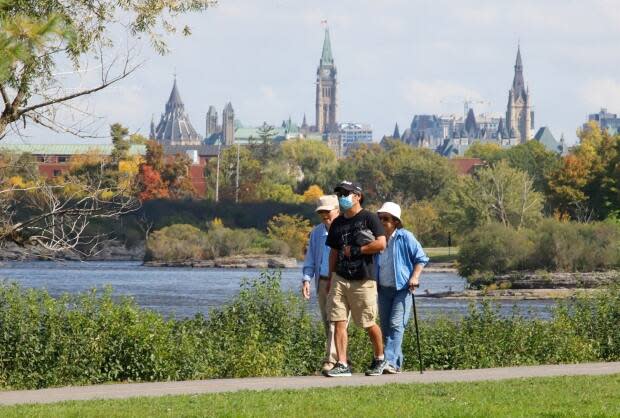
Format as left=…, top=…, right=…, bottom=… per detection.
left=339, top=195, right=354, bottom=210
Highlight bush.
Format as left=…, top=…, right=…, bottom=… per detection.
left=458, top=219, right=620, bottom=280
left=145, top=224, right=208, bottom=261
left=0, top=278, right=618, bottom=390
left=458, top=223, right=533, bottom=278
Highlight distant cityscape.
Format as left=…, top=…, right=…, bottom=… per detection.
left=2, top=27, right=620, bottom=173
left=145, top=27, right=620, bottom=161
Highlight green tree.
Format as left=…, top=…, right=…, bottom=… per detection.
left=464, top=142, right=504, bottom=162
left=110, top=123, right=130, bottom=165
left=503, top=140, right=560, bottom=194
left=444, top=161, right=543, bottom=232
left=281, top=139, right=337, bottom=191
left=0, top=0, right=214, bottom=138
left=205, top=146, right=263, bottom=202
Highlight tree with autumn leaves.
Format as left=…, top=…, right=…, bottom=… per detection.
left=136, top=141, right=196, bottom=202
left=547, top=122, right=619, bottom=221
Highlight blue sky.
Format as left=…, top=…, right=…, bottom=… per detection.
left=5, top=0, right=620, bottom=145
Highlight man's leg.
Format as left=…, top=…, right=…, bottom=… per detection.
left=365, top=323, right=383, bottom=358
left=318, top=279, right=337, bottom=367
left=334, top=320, right=348, bottom=364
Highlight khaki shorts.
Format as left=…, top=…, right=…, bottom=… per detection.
left=328, top=272, right=378, bottom=328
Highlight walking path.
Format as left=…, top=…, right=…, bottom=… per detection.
left=1, top=362, right=619, bottom=406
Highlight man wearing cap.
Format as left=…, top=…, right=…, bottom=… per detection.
left=376, top=202, right=429, bottom=373
left=302, top=195, right=342, bottom=374
left=325, top=180, right=388, bottom=377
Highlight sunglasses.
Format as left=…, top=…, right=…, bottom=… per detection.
left=378, top=215, right=394, bottom=222
left=335, top=190, right=352, bottom=197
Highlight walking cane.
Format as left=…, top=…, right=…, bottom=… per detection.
left=411, top=291, right=424, bottom=374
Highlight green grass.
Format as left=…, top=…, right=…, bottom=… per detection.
left=3, top=374, right=619, bottom=417
left=425, top=246, right=459, bottom=264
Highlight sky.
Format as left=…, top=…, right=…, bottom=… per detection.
left=5, top=0, right=620, bottom=146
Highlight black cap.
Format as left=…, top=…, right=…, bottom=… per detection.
left=334, top=180, right=362, bottom=194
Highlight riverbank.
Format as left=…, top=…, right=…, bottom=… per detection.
left=420, top=288, right=603, bottom=300
left=143, top=254, right=298, bottom=269
left=0, top=241, right=144, bottom=261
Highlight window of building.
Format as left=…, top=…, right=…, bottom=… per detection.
left=53, top=169, right=62, bottom=177
left=58, top=156, right=68, bottom=163
left=36, top=156, right=45, bottom=163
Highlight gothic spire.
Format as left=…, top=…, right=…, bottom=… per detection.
left=512, top=45, right=526, bottom=98
left=320, top=28, right=334, bottom=66
left=393, top=122, right=400, bottom=139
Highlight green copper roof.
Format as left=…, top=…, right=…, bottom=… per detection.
left=534, top=127, right=562, bottom=154
left=320, top=28, right=334, bottom=66
left=0, top=143, right=146, bottom=156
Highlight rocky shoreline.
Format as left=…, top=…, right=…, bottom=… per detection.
left=0, top=241, right=145, bottom=261
left=419, top=288, right=603, bottom=300
left=143, top=254, right=299, bottom=269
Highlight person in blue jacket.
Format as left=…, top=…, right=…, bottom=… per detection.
left=376, top=202, right=429, bottom=373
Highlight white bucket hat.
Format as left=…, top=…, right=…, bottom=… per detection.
left=315, top=195, right=339, bottom=212
left=377, top=202, right=402, bottom=223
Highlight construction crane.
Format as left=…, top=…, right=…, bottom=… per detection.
left=440, top=97, right=491, bottom=118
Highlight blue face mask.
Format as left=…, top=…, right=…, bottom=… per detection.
left=339, top=195, right=354, bottom=210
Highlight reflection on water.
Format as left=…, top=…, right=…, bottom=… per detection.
left=0, top=261, right=557, bottom=320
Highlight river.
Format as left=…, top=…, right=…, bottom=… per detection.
left=0, top=261, right=558, bottom=319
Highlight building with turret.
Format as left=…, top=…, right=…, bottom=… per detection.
left=315, top=28, right=338, bottom=134
left=150, top=78, right=202, bottom=146
left=505, top=46, right=534, bottom=143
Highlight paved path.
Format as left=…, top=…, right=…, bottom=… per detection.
left=1, top=362, right=619, bottom=406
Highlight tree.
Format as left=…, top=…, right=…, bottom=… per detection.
left=254, top=122, right=278, bottom=163
left=0, top=0, right=215, bottom=138
left=110, top=123, right=130, bottom=165
left=205, top=145, right=262, bottom=202
left=503, top=140, right=560, bottom=194
left=1, top=162, right=139, bottom=256
left=302, top=185, right=324, bottom=204
left=464, top=142, right=504, bottom=162
left=444, top=161, right=543, bottom=232
left=546, top=122, right=619, bottom=220
left=281, top=139, right=337, bottom=191
left=137, top=164, right=168, bottom=202
left=267, top=214, right=312, bottom=260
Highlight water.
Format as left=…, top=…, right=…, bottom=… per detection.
left=0, top=261, right=557, bottom=319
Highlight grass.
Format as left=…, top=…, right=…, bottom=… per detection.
left=2, top=374, right=619, bottom=417
left=425, top=246, right=459, bottom=264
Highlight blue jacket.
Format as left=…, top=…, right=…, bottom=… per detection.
left=376, top=228, right=429, bottom=291
left=302, top=223, right=329, bottom=293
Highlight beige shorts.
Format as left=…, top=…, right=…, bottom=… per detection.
left=328, top=272, right=377, bottom=328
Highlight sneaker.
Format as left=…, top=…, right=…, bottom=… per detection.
left=383, top=363, right=401, bottom=374
left=326, top=362, right=352, bottom=377
left=365, top=358, right=388, bottom=376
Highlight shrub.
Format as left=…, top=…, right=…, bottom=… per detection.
left=458, top=219, right=620, bottom=279
left=145, top=224, right=207, bottom=261
left=458, top=223, right=533, bottom=279
left=0, top=278, right=617, bottom=389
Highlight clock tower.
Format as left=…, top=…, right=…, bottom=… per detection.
left=315, top=27, right=338, bottom=134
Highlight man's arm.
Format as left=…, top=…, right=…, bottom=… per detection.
left=301, top=228, right=317, bottom=299
left=360, top=235, right=386, bottom=255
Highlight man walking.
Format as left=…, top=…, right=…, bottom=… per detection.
left=325, top=180, right=387, bottom=377
left=302, top=195, right=341, bottom=374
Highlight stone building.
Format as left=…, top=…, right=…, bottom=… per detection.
left=315, top=28, right=338, bottom=134
left=150, top=78, right=202, bottom=146
left=505, top=46, right=534, bottom=143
